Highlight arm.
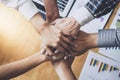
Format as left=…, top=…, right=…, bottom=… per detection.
left=0, top=46, right=65, bottom=80
left=0, top=50, right=51, bottom=80
left=45, top=47, right=76, bottom=80
left=0, top=0, right=39, bottom=20
left=0, top=0, right=48, bottom=31
left=52, top=60, right=77, bottom=80
left=53, top=0, right=119, bottom=37
left=1, top=0, right=70, bottom=55
left=44, top=0, right=60, bottom=23
left=70, top=28, right=120, bottom=57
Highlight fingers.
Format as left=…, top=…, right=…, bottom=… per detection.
left=51, top=18, right=65, bottom=26
left=40, top=48, right=46, bottom=54
left=70, top=23, right=80, bottom=37
left=59, top=39, right=72, bottom=52
left=61, top=35, right=75, bottom=46
left=56, top=44, right=67, bottom=54
left=45, top=47, right=64, bottom=61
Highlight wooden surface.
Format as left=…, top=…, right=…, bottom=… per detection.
left=0, top=3, right=119, bottom=80
left=72, top=2, right=120, bottom=79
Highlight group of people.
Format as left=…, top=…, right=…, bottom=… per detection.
left=0, top=0, right=120, bottom=80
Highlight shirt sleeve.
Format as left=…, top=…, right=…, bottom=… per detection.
left=71, top=0, right=119, bottom=26
left=71, top=7, right=94, bottom=26
left=0, top=0, right=39, bottom=20
left=98, top=29, right=120, bottom=47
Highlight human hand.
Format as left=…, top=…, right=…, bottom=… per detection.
left=39, top=22, right=74, bottom=54
left=43, top=47, right=64, bottom=62
left=42, top=46, right=74, bottom=64
left=52, top=17, right=80, bottom=37
left=70, top=30, right=97, bottom=57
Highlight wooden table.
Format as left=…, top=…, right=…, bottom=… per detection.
left=72, top=3, right=120, bottom=80
left=0, top=3, right=119, bottom=80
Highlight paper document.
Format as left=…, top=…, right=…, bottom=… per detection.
left=79, top=51, right=120, bottom=80
left=99, top=7, right=120, bottom=62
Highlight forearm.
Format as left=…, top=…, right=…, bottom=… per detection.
left=0, top=52, right=45, bottom=80
left=52, top=60, right=77, bottom=80
left=44, top=0, right=60, bottom=22
left=0, top=0, right=39, bottom=20
left=30, top=12, right=47, bottom=33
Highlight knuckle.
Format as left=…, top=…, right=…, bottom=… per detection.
left=56, top=38, right=60, bottom=42
left=52, top=43, right=57, bottom=47
left=58, top=33, right=62, bottom=37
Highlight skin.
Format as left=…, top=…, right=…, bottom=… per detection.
left=53, top=60, right=77, bottom=80
left=0, top=1, right=71, bottom=80
left=0, top=47, right=66, bottom=80
left=47, top=48, right=77, bottom=80
left=30, top=13, right=74, bottom=56
left=52, top=17, right=81, bottom=37
left=71, top=30, right=98, bottom=56
left=0, top=49, right=49, bottom=80
left=44, top=0, right=60, bottom=23
left=37, top=1, right=98, bottom=80
left=40, top=1, right=78, bottom=80
left=0, top=0, right=98, bottom=80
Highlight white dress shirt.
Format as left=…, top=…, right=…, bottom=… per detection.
left=0, top=0, right=39, bottom=20
left=72, top=0, right=119, bottom=26
left=72, top=7, right=94, bottom=26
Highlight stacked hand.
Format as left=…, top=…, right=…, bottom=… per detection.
left=38, top=17, right=97, bottom=63
left=52, top=17, right=80, bottom=37
left=45, top=17, right=97, bottom=61
left=51, top=17, right=81, bottom=58
left=38, top=47, right=65, bottom=62
left=38, top=22, right=75, bottom=61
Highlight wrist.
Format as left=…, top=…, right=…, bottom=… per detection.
left=30, top=13, right=47, bottom=33
left=36, top=52, right=48, bottom=64
left=89, top=33, right=98, bottom=48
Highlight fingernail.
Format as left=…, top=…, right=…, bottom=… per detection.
left=52, top=56, right=56, bottom=60
left=64, top=56, right=67, bottom=60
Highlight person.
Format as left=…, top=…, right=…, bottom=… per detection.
left=53, top=0, right=119, bottom=36
left=0, top=47, right=64, bottom=80
left=0, top=0, right=73, bottom=54
left=54, top=0, right=120, bottom=56
left=70, top=28, right=120, bottom=57
left=45, top=0, right=120, bottom=80
left=0, top=1, right=72, bottom=80
left=0, top=3, right=68, bottom=80
left=0, top=0, right=118, bottom=80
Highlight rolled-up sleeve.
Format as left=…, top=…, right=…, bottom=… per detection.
left=0, top=0, right=39, bottom=20
left=98, top=29, right=120, bottom=47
